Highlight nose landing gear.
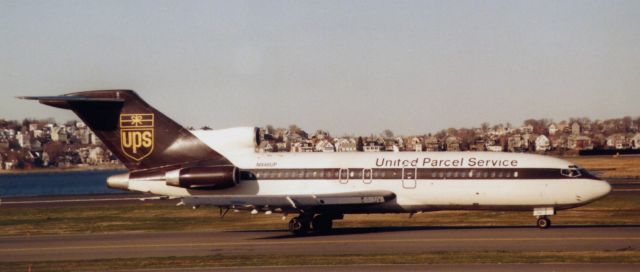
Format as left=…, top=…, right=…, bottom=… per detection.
left=533, top=207, right=555, bottom=229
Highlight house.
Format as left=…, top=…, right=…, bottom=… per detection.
left=522, top=133, right=538, bottom=149
left=469, top=138, right=486, bottom=151
left=568, top=135, right=592, bottom=150
left=552, top=135, right=569, bottom=150
left=548, top=123, right=559, bottom=136
left=521, top=124, right=534, bottom=134
left=606, top=134, right=629, bottom=149
left=275, top=142, right=288, bottom=152
left=87, top=147, right=105, bottom=165
left=571, top=122, right=581, bottom=135
left=315, top=139, right=335, bottom=152
left=632, top=133, right=640, bottom=149
left=334, top=138, right=357, bottom=152
left=424, top=135, right=440, bottom=151
left=363, top=144, right=381, bottom=152
left=257, top=141, right=274, bottom=153
left=444, top=136, right=460, bottom=151
left=291, top=141, right=314, bottom=152
left=535, top=135, right=551, bottom=151
left=508, top=134, right=525, bottom=152
left=404, top=136, right=423, bottom=152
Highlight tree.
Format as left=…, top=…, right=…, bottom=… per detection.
left=356, top=137, right=364, bottom=152
left=481, top=122, right=490, bottom=132
left=382, top=129, right=394, bottom=138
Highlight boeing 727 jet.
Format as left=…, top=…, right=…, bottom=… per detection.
left=21, top=90, right=611, bottom=234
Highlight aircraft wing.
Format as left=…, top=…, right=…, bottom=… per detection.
left=181, top=190, right=396, bottom=211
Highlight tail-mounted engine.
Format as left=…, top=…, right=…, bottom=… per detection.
left=165, top=166, right=238, bottom=189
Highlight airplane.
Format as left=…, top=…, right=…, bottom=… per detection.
left=21, top=90, right=612, bottom=235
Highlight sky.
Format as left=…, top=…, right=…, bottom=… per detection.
left=1, top=0, right=639, bottom=136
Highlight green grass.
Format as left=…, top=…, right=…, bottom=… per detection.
left=2, top=250, right=640, bottom=272
left=1, top=193, right=639, bottom=236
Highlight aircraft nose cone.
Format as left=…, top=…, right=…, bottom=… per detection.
left=591, top=179, right=612, bottom=200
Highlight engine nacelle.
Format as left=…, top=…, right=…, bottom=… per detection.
left=165, top=166, right=238, bottom=189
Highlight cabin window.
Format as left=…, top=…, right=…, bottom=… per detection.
left=313, top=171, right=318, bottom=178
left=461, top=171, right=467, bottom=178
left=298, top=171, right=304, bottom=178
left=438, top=171, right=444, bottom=178
left=373, top=171, right=379, bottom=178
left=381, top=171, right=386, bottom=178
left=446, top=172, right=452, bottom=178
left=319, top=171, right=324, bottom=178
left=498, top=171, right=504, bottom=178
left=453, top=171, right=459, bottom=178
left=277, top=172, right=283, bottom=178
left=514, top=171, right=519, bottom=178
left=431, top=172, right=437, bottom=178
left=490, top=172, right=496, bottom=178
left=256, top=172, right=261, bottom=178
left=469, top=170, right=474, bottom=178
left=350, top=171, right=355, bottom=178
left=483, top=172, right=488, bottom=178
left=283, top=171, right=290, bottom=178
left=506, top=172, right=511, bottom=178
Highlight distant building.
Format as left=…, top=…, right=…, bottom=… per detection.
left=424, top=135, right=440, bottom=151
left=363, top=144, right=381, bottom=152
left=444, top=136, right=460, bottom=151
left=334, top=138, right=357, bottom=152
left=606, top=134, right=629, bottom=149
left=535, top=135, right=550, bottom=151
left=404, top=136, right=423, bottom=152
left=568, top=135, right=592, bottom=150
left=571, top=122, right=581, bottom=136
left=548, top=123, right=558, bottom=136
left=521, top=124, right=534, bottom=134
left=315, top=139, right=335, bottom=152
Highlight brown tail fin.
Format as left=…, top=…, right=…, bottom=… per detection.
left=20, top=90, right=232, bottom=170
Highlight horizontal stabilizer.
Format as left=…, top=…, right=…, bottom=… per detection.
left=18, top=95, right=124, bottom=109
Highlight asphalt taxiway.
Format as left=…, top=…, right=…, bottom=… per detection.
left=1, top=226, right=639, bottom=262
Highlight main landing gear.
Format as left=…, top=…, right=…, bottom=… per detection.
left=536, top=216, right=551, bottom=229
left=288, top=213, right=339, bottom=235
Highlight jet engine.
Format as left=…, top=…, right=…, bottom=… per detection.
left=165, top=166, right=238, bottom=189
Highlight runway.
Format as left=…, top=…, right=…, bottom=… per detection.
left=2, top=226, right=639, bottom=262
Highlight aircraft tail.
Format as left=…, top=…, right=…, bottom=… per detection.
left=20, top=90, right=232, bottom=170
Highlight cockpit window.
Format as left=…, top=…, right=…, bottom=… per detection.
left=561, top=168, right=582, bottom=178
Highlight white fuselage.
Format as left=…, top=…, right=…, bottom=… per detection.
left=123, top=128, right=612, bottom=213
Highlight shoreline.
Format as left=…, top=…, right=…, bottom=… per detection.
left=0, top=165, right=126, bottom=175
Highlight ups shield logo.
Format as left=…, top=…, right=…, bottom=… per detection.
left=120, top=113, right=154, bottom=161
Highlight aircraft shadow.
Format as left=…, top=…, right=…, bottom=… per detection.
left=230, top=224, right=640, bottom=240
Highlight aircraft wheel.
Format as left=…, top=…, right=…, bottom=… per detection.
left=312, top=214, right=333, bottom=234
left=288, top=216, right=310, bottom=235
left=536, top=217, right=551, bottom=229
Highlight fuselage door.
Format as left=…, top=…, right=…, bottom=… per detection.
left=402, top=168, right=417, bottom=189
left=339, top=168, right=349, bottom=184
left=363, top=168, right=372, bottom=184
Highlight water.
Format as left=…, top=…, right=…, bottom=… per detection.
left=0, top=170, right=128, bottom=197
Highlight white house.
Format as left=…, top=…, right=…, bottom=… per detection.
left=315, top=140, right=335, bottom=152
left=548, top=123, right=558, bottom=136
left=632, top=133, right=640, bottom=149
left=535, top=135, right=551, bottom=151
left=334, top=138, right=357, bottom=152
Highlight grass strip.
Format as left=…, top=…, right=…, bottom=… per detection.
left=2, top=250, right=640, bottom=272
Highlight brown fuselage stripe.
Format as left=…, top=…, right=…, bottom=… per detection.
left=239, top=168, right=598, bottom=181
